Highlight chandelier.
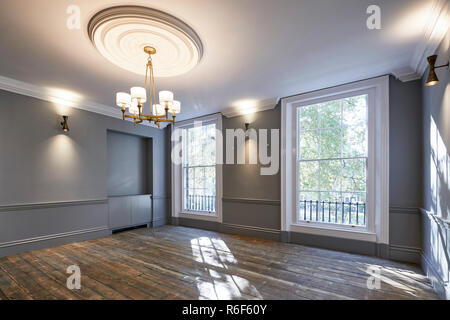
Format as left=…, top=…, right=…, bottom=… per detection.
left=115, top=46, right=181, bottom=127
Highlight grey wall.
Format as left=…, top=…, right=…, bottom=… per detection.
left=107, top=130, right=150, bottom=197
left=221, top=106, right=282, bottom=239
left=388, top=77, right=424, bottom=263
left=0, top=90, right=171, bottom=256
left=421, top=30, right=450, bottom=300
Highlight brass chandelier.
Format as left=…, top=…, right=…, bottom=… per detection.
left=115, top=46, right=181, bottom=127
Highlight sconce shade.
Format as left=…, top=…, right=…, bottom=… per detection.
left=159, top=90, right=174, bottom=104
left=129, top=100, right=139, bottom=114
left=425, top=69, right=439, bottom=87
left=116, top=92, right=131, bottom=107
left=130, top=87, right=147, bottom=103
left=425, top=55, right=449, bottom=87
left=61, top=116, right=69, bottom=132
left=169, top=100, right=181, bottom=114
left=152, top=104, right=165, bottom=116
left=426, top=55, right=439, bottom=87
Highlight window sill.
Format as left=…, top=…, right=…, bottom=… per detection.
left=290, top=223, right=377, bottom=242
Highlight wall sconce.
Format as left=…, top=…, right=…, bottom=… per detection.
left=425, top=55, right=449, bottom=87
left=60, top=116, right=69, bottom=132
left=245, top=123, right=251, bottom=138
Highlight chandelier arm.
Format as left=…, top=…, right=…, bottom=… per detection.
left=143, top=60, right=149, bottom=117
left=146, top=60, right=151, bottom=115
left=157, top=118, right=175, bottom=123
left=151, top=59, right=156, bottom=116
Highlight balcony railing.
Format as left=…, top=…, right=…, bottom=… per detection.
left=185, top=195, right=216, bottom=213
left=299, top=200, right=366, bottom=226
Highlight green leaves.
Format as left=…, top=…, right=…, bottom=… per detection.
left=298, top=94, right=368, bottom=209
left=184, top=124, right=216, bottom=199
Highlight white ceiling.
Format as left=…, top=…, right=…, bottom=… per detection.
left=0, top=0, right=443, bottom=121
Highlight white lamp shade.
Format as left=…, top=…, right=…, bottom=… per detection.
left=152, top=104, right=165, bottom=116
left=159, top=90, right=174, bottom=104
left=129, top=100, right=139, bottom=114
left=130, top=87, right=147, bottom=103
left=116, top=92, right=131, bottom=107
left=169, top=100, right=181, bottom=114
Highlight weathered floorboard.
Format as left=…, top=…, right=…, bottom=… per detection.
left=0, top=226, right=438, bottom=300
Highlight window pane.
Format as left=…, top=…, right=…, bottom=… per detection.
left=341, top=159, right=366, bottom=192
left=319, top=160, right=341, bottom=191
left=343, top=95, right=367, bottom=127
left=320, top=192, right=342, bottom=203
left=205, top=166, right=216, bottom=194
left=299, top=192, right=319, bottom=221
left=299, top=161, right=319, bottom=190
left=342, top=192, right=366, bottom=203
left=342, top=126, right=367, bottom=157
left=187, top=168, right=195, bottom=189
left=183, top=123, right=216, bottom=213
left=320, top=128, right=341, bottom=159
left=319, top=100, right=341, bottom=129
left=299, top=191, right=319, bottom=202
left=300, top=131, right=319, bottom=160
left=342, top=192, right=366, bottom=226
left=299, top=105, right=319, bottom=131
left=297, top=93, right=369, bottom=227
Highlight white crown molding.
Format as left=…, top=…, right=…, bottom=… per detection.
left=0, top=75, right=163, bottom=128
left=393, top=0, right=449, bottom=82
left=222, top=97, right=279, bottom=118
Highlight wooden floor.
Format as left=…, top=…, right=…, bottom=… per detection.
left=0, top=225, right=438, bottom=300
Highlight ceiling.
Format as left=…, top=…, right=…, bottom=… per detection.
left=0, top=0, right=444, bottom=121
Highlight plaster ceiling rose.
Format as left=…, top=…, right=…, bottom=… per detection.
left=88, top=6, right=203, bottom=77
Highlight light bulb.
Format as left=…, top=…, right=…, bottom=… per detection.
left=116, top=92, right=131, bottom=107
left=159, top=91, right=174, bottom=104
left=130, top=87, right=147, bottom=104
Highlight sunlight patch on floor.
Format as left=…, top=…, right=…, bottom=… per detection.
left=191, top=237, right=262, bottom=300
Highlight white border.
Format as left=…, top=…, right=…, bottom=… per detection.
left=171, top=113, right=223, bottom=223
left=281, top=76, right=389, bottom=244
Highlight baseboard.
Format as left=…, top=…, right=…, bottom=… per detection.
left=420, top=209, right=450, bottom=300
left=389, top=244, right=422, bottom=264
left=151, top=217, right=168, bottom=228
left=0, top=226, right=111, bottom=258
left=421, top=253, right=449, bottom=300
left=171, top=217, right=221, bottom=232
left=289, top=230, right=379, bottom=256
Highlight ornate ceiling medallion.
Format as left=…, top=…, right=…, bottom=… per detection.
left=88, top=6, right=203, bottom=77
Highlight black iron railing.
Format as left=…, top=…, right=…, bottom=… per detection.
left=185, top=195, right=216, bottom=212
left=299, top=200, right=366, bottom=226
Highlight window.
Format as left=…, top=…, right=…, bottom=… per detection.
left=297, top=95, right=368, bottom=227
left=183, top=123, right=216, bottom=213
left=172, top=113, right=223, bottom=222
left=281, top=76, right=389, bottom=244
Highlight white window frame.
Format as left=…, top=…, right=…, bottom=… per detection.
left=281, top=76, right=389, bottom=243
left=172, top=113, right=223, bottom=223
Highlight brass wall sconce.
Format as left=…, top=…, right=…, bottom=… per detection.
left=60, top=116, right=69, bottom=132
left=425, top=55, right=449, bottom=87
